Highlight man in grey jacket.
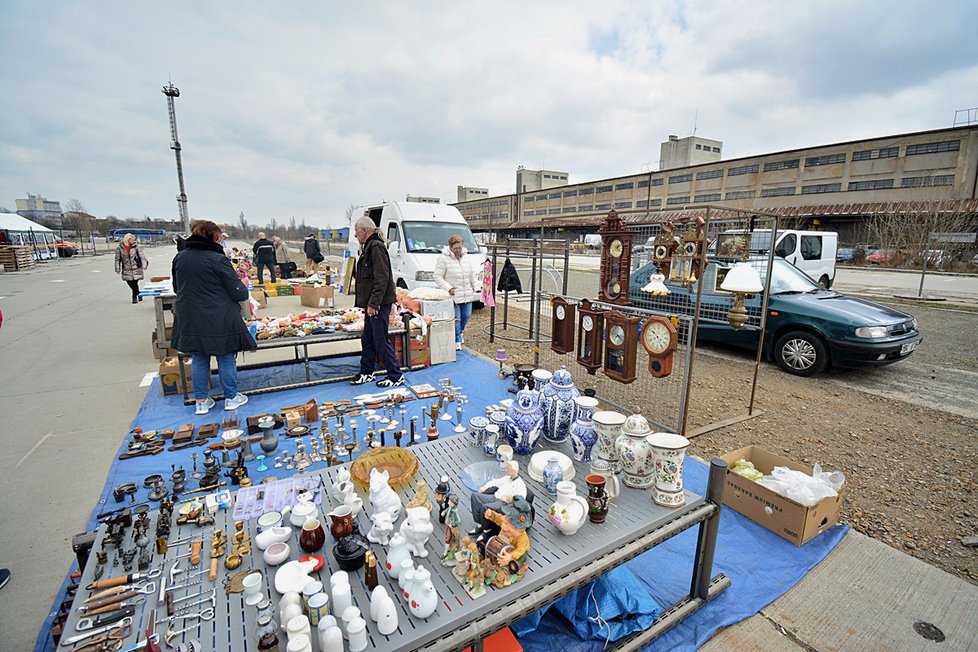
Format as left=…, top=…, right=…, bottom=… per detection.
left=351, top=216, right=404, bottom=387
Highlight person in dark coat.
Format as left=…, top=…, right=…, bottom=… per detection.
left=172, top=219, right=257, bottom=414
left=350, top=216, right=403, bottom=387
left=303, top=232, right=323, bottom=274
left=252, top=232, right=277, bottom=284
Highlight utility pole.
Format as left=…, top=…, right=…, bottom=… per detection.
left=162, top=81, right=190, bottom=233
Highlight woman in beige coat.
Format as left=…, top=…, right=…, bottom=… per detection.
left=114, top=233, right=147, bottom=303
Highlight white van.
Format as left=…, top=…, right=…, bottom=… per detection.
left=725, top=229, right=838, bottom=289
left=347, top=201, right=485, bottom=291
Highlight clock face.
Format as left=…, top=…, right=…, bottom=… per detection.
left=683, top=241, right=698, bottom=257
left=556, top=305, right=565, bottom=320
left=582, top=315, right=594, bottom=332
left=609, top=239, right=624, bottom=258
left=606, top=281, right=621, bottom=298
left=609, top=324, right=625, bottom=346
left=643, top=321, right=672, bottom=354
left=654, top=244, right=669, bottom=260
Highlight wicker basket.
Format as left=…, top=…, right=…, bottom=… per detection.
left=351, top=446, right=419, bottom=492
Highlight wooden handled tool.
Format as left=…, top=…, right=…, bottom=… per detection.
left=208, top=558, right=218, bottom=582
left=190, top=540, right=202, bottom=567
left=86, top=569, right=160, bottom=590
left=81, top=590, right=135, bottom=611
left=165, top=591, right=174, bottom=617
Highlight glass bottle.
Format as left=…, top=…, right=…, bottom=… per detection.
left=256, top=614, right=280, bottom=652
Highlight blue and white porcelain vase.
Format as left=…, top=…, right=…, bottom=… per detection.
left=540, top=366, right=579, bottom=443
left=542, top=456, right=563, bottom=495
left=569, top=396, right=599, bottom=463
left=504, top=389, right=544, bottom=456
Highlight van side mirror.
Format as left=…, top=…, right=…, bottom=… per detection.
left=387, top=240, right=400, bottom=257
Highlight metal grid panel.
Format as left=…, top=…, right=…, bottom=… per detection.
left=62, top=436, right=706, bottom=652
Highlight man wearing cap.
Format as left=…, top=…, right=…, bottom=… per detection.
left=484, top=496, right=532, bottom=582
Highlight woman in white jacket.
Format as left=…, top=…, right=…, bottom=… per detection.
left=435, top=235, right=480, bottom=349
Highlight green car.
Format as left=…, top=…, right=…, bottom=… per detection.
left=629, top=258, right=922, bottom=376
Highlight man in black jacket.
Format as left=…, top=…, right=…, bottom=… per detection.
left=303, top=232, right=323, bottom=274
left=351, top=216, right=404, bottom=387
left=252, top=232, right=277, bottom=284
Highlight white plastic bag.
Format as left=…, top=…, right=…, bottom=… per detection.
left=756, top=463, right=845, bottom=506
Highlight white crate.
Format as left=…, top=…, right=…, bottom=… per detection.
left=429, top=319, right=457, bottom=365
left=421, top=300, right=455, bottom=322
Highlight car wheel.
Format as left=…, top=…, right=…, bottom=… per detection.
left=774, top=330, right=828, bottom=376
left=818, top=275, right=830, bottom=289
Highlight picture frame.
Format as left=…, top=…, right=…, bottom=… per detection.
left=715, top=266, right=732, bottom=293
left=715, top=232, right=750, bottom=259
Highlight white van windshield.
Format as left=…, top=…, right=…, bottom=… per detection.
left=402, top=222, right=479, bottom=253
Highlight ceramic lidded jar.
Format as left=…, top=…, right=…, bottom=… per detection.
left=468, top=416, right=488, bottom=448
left=407, top=565, right=438, bottom=619
left=540, top=366, right=580, bottom=443
left=384, top=532, right=411, bottom=579
left=569, top=396, right=599, bottom=463
left=615, top=411, right=655, bottom=489
left=547, top=481, right=589, bottom=536
left=504, top=389, right=544, bottom=456
left=592, top=410, right=627, bottom=474
left=648, top=432, right=691, bottom=508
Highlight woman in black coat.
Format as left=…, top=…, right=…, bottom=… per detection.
left=171, top=220, right=257, bottom=414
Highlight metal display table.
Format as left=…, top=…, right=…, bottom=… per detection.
left=61, top=436, right=727, bottom=651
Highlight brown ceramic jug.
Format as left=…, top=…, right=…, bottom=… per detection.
left=326, top=505, right=354, bottom=540
left=299, top=517, right=326, bottom=553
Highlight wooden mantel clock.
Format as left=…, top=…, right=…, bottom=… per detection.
left=551, top=296, right=576, bottom=355
left=598, top=210, right=635, bottom=305
left=576, top=298, right=605, bottom=375
left=603, top=310, right=640, bottom=384
left=641, top=316, right=679, bottom=378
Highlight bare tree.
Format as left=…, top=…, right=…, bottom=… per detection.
left=867, top=198, right=977, bottom=269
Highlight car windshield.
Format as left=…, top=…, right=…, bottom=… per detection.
left=762, top=258, right=820, bottom=294
left=402, top=221, right=479, bottom=253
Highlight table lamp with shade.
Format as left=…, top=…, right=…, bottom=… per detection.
left=720, top=262, right=763, bottom=329
left=494, top=348, right=509, bottom=377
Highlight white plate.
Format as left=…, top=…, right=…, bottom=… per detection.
left=527, top=450, right=575, bottom=483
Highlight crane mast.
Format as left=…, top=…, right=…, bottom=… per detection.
left=162, top=82, right=190, bottom=233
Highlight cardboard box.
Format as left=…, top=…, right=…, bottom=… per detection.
left=421, top=299, right=455, bottom=321
left=159, top=356, right=193, bottom=396
left=276, top=284, right=295, bottom=296
left=390, top=329, right=431, bottom=368
left=151, top=329, right=179, bottom=360
left=150, top=275, right=171, bottom=283
left=299, top=285, right=335, bottom=309
left=250, top=288, right=267, bottom=309
left=429, top=318, right=457, bottom=365
left=720, top=446, right=843, bottom=546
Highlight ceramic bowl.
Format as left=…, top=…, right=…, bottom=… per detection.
left=459, top=461, right=504, bottom=492
left=257, top=511, right=283, bottom=531
left=527, top=450, right=575, bottom=483
left=263, top=541, right=291, bottom=566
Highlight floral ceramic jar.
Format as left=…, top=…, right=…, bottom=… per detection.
left=542, top=456, right=563, bottom=495
left=648, top=432, right=690, bottom=508
left=540, top=366, right=580, bottom=443
left=504, top=390, right=545, bottom=456
left=592, top=410, right=627, bottom=474
left=615, top=412, right=655, bottom=489
left=568, top=396, right=599, bottom=463
left=547, top=481, right=588, bottom=536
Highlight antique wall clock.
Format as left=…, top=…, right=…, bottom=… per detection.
left=640, top=316, right=679, bottom=378
left=602, top=310, right=640, bottom=384
left=551, top=296, right=576, bottom=355
left=652, top=220, right=679, bottom=278
left=576, top=298, right=605, bottom=375
left=598, top=210, right=635, bottom=305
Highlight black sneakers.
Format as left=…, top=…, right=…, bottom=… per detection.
left=349, top=373, right=375, bottom=385
left=376, top=376, right=405, bottom=388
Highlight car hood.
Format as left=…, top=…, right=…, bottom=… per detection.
left=771, top=290, right=913, bottom=327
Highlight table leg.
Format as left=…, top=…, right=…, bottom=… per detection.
left=690, top=457, right=727, bottom=599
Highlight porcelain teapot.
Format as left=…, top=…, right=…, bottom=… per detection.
left=285, top=493, right=320, bottom=528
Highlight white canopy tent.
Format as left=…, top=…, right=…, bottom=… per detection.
left=0, top=212, right=57, bottom=260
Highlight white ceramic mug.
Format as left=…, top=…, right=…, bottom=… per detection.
left=496, top=444, right=514, bottom=469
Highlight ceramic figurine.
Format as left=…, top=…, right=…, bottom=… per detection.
left=569, top=396, right=599, bottom=463
left=503, top=389, right=544, bottom=456
left=462, top=539, right=486, bottom=598
left=547, top=481, right=589, bottom=536
left=434, top=476, right=450, bottom=522
left=542, top=456, right=563, bottom=495
left=615, top=411, right=655, bottom=489
left=384, top=532, right=411, bottom=578
left=540, top=366, right=580, bottom=443
left=482, top=497, right=532, bottom=587
left=406, top=479, right=433, bottom=513
left=648, top=432, right=691, bottom=508
left=366, top=511, right=395, bottom=546
left=592, top=410, right=627, bottom=474
left=399, top=506, right=434, bottom=557
left=335, top=481, right=364, bottom=517
left=369, top=468, right=403, bottom=521
left=407, top=565, right=438, bottom=618
left=453, top=535, right=472, bottom=579
left=440, top=494, right=462, bottom=565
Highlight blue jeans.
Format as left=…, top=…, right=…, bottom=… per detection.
left=191, top=352, right=238, bottom=400
left=455, top=302, right=473, bottom=343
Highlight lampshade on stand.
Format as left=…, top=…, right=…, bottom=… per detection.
left=720, top=262, right=763, bottom=330
left=494, top=348, right=509, bottom=377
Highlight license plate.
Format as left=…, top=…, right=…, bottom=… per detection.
left=900, top=341, right=918, bottom=355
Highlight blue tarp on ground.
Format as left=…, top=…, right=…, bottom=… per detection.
left=35, top=350, right=846, bottom=651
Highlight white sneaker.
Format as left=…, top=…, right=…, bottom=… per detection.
left=350, top=373, right=375, bottom=385
left=376, top=376, right=405, bottom=388
left=224, top=393, right=249, bottom=411
left=195, top=397, right=215, bottom=415
left=456, top=342, right=462, bottom=350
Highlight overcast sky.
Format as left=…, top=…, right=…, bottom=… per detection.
left=2, top=1, right=976, bottom=229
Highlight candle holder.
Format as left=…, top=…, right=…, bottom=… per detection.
left=453, top=394, right=467, bottom=434
left=494, top=349, right=508, bottom=377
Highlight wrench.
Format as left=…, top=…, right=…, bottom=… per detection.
left=59, top=617, right=133, bottom=647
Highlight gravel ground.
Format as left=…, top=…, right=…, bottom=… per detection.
left=460, top=303, right=978, bottom=585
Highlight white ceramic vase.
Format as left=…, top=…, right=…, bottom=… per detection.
left=648, top=432, right=690, bottom=508
left=592, top=410, right=627, bottom=473
left=615, top=412, right=655, bottom=489
left=547, top=481, right=588, bottom=536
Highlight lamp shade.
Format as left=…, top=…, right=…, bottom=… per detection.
left=720, top=262, right=763, bottom=294
left=494, top=348, right=508, bottom=363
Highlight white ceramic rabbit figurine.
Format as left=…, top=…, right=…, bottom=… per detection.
left=335, top=480, right=364, bottom=517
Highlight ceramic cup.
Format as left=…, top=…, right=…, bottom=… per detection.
left=588, top=459, right=620, bottom=499
left=307, top=592, right=330, bottom=627
left=242, top=571, right=264, bottom=606
left=496, top=444, right=514, bottom=469
left=302, top=580, right=324, bottom=613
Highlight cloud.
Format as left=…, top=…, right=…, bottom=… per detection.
left=1, top=0, right=976, bottom=227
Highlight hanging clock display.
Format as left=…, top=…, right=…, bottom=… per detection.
left=602, top=310, right=640, bottom=384
left=652, top=220, right=679, bottom=278
left=598, top=210, right=635, bottom=305
left=576, top=298, right=605, bottom=375
left=551, top=296, right=576, bottom=355
left=640, top=316, right=679, bottom=378
left=670, top=216, right=707, bottom=286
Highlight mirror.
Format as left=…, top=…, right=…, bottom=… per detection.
left=387, top=240, right=400, bottom=257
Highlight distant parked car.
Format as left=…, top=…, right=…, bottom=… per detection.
left=971, top=253, right=978, bottom=267
left=917, top=249, right=953, bottom=269
left=56, top=240, right=78, bottom=257
left=866, top=249, right=905, bottom=266
left=836, top=247, right=855, bottom=263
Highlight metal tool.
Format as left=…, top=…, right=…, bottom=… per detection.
left=74, top=605, right=138, bottom=630
left=85, top=581, right=156, bottom=603
left=164, top=569, right=208, bottom=592
left=166, top=619, right=210, bottom=648
left=77, top=597, right=145, bottom=617
left=86, top=568, right=161, bottom=590
left=171, top=586, right=212, bottom=605
left=155, top=605, right=215, bottom=626
left=59, top=617, right=133, bottom=647
left=120, top=633, right=160, bottom=652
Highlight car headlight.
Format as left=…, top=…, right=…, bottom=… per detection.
left=911, top=317, right=918, bottom=331
left=855, top=326, right=888, bottom=338
left=415, top=271, right=435, bottom=281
